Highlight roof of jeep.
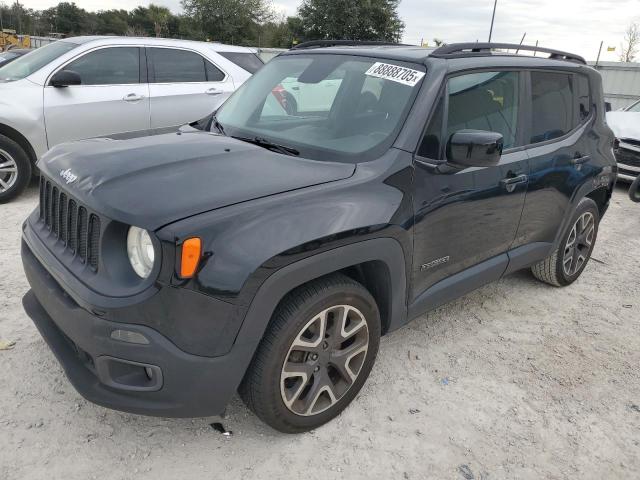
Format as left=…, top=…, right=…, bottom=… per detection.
left=282, top=42, right=587, bottom=68
left=284, top=45, right=436, bottom=63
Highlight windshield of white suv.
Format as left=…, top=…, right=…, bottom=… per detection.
left=0, top=41, right=78, bottom=82
left=215, top=54, right=425, bottom=162
left=626, top=100, right=640, bottom=112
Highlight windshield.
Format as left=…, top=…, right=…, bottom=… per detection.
left=0, top=41, right=78, bottom=82
left=215, top=54, right=425, bottom=162
left=626, top=100, right=640, bottom=112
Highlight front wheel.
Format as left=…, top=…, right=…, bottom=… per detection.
left=0, top=134, right=32, bottom=203
left=531, top=197, right=600, bottom=286
left=239, top=273, right=381, bottom=433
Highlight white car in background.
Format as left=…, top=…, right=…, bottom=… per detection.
left=0, top=36, right=263, bottom=201
left=606, top=99, right=640, bottom=182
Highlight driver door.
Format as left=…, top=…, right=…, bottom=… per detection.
left=411, top=70, right=529, bottom=299
left=43, top=46, right=150, bottom=148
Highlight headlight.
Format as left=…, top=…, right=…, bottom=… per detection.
left=127, top=226, right=155, bottom=278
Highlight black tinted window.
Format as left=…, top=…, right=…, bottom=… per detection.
left=530, top=71, right=573, bottom=144
left=447, top=71, right=520, bottom=150
left=418, top=96, right=444, bottom=159
left=66, top=47, right=139, bottom=85
left=218, top=52, right=263, bottom=73
left=205, top=61, right=225, bottom=81
left=577, top=74, right=591, bottom=121
left=151, top=48, right=207, bottom=83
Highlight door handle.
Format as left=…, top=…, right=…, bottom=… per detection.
left=500, top=174, right=528, bottom=192
left=123, top=93, right=144, bottom=102
left=205, top=88, right=222, bottom=96
left=571, top=155, right=591, bottom=166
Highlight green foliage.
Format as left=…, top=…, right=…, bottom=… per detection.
left=298, top=0, right=404, bottom=42
left=180, top=0, right=273, bottom=45
left=0, top=0, right=405, bottom=47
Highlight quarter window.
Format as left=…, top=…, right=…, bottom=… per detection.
left=577, top=74, right=591, bottom=121
left=150, top=48, right=224, bottom=83
left=530, top=71, right=574, bottom=144
left=64, top=47, right=140, bottom=86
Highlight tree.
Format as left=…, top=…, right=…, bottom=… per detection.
left=180, top=0, right=273, bottom=44
left=433, top=38, right=445, bottom=47
left=620, top=22, right=639, bottom=62
left=147, top=4, right=170, bottom=37
left=298, top=0, right=404, bottom=42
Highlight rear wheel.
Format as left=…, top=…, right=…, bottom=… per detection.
left=531, top=197, right=600, bottom=286
left=240, top=273, right=380, bottom=433
left=0, top=134, right=32, bottom=203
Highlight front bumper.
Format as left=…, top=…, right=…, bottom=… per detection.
left=22, top=240, right=255, bottom=418
left=614, top=140, right=640, bottom=182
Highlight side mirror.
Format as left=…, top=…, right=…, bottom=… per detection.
left=50, top=70, right=81, bottom=88
left=605, top=102, right=612, bottom=112
left=446, top=130, right=503, bottom=168
left=630, top=175, right=640, bottom=203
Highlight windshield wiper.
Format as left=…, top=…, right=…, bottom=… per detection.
left=211, top=115, right=226, bottom=135
left=231, top=136, right=300, bottom=156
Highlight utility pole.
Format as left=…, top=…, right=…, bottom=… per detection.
left=595, top=40, right=603, bottom=68
left=488, top=0, right=498, bottom=42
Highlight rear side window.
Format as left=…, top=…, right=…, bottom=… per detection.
left=218, top=52, right=263, bottom=73
left=150, top=48, right=224, bottom=83
left=530, top=71, right=574, bottom=144
left=66, top=47, right=140, bottom=85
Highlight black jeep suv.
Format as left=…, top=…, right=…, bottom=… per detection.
left=22, top=41, right=617, bottom=433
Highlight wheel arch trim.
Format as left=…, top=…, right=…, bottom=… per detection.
left=0, top=122, right=37, bottom=164
left=232, top=237, right=408, bottom=354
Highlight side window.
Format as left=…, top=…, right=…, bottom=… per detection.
left=150, top=48, right=216, bottom=83
left=65, top=47, right=140, bottom=86
left=205, top=61, right=225, bottom=82
left=577, top=74, right=591, bottom=122
left=418, top=96, right=444, bottom=159
left=530, top=71, right=574, bottom=144
left=447, top=71, right=520, bottom=150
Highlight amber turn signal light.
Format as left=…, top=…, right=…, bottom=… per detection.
left=180, top=237, right=202, bottom=278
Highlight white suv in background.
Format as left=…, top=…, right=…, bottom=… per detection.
left=0, top=36, right=263, bottom=202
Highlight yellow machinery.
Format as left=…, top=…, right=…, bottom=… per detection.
left=0, top=29, right=31, bottom=51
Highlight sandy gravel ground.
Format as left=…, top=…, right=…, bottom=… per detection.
left=0, top=182, right=638, bottom=480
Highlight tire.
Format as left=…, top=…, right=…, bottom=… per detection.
left=0, top=134, right=32, bottom=203
left=239, top=273, right=381, bottom=433
left=531, top=197, right=600, bottom=287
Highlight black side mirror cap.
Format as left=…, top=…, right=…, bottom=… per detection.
left=50, top=70, right=81, bottom=88
left=446, top=129, right=503, bottom=168
left=605, top=101, right=612, bottom=112
left=630, top=175, right=640, bottom=203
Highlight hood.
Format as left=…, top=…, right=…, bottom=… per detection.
left=606, top=111, right=640, bottom=140
left=38, top=131, right=355, bottom=230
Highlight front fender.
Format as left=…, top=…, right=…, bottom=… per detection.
left=160, top=149, right=413, bottom=302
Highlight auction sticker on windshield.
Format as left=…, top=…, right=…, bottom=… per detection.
left=365, top=62, right=425, bottom=87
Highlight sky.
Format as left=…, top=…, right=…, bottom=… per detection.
left=11, top=0, right=640, bottom=61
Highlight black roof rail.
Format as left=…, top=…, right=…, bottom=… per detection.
left=430, top=42, right=586, bottom=65
left=291, top=40, right=407, bottom=50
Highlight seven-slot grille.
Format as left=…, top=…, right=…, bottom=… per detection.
left=39, top=176, right=101, bottom=270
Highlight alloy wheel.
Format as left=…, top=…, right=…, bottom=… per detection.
left=280, top=304, right=370, bottom=416
left=562, top=211, right=595, bottom=276
left=0, top=149, right=18, bottom=194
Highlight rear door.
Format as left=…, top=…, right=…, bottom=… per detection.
left=512, top=71, right=594, bottom=249
left=412, top=70, right=529, bottom=297
left=147, top=47, right=235, bottom=132
left=43, top=46, right=150, bottom=147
